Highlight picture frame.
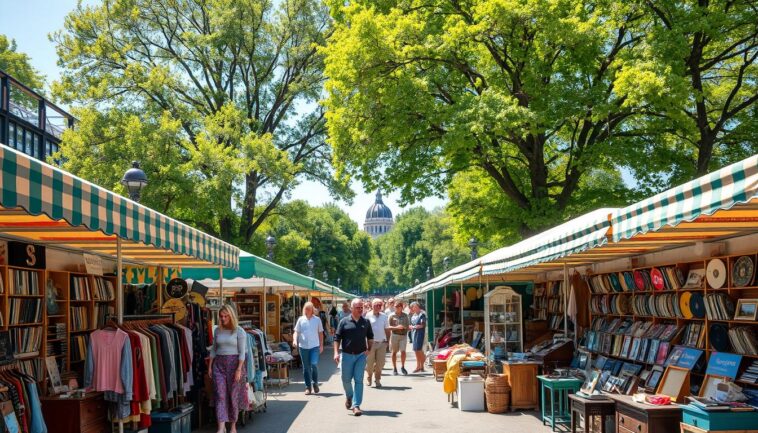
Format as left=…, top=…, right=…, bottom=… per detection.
left=45, top=356, right=64, bottom=395
left=646, top=366, right=664, bottom=391
left=734, top=299, right=758, bottom=321
left=700, top=374, right=728, bottom=399
left=656, top=365, right=691, bottom=403
left=581, top=368, right=602, bottom=395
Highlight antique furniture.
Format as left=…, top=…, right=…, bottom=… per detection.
left=538, top=375, right=583, bottom=431
left=569, top=393, right=615, bottom=433
left=608, top=394, right=682, bottom=433
left=40, top=392, right=109, bottom=433
left=501, top=360, right=540, bottom=411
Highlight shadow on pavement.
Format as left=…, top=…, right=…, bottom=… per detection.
left=361, top=410, right=403, bottom=418
left=312, top=392, right=341, bottom=398
left=373, top=386, right=411, bottom=391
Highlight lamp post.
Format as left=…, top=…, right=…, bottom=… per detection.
left=265, top=234, right=276, bottom=260
left=468, top=237, right=479, bottom=260
left=307, top=258, right=315, bottom=277
left=443, top=256, right=450, bottom=271
left=415, top=278, right=420, bottom=285
left=337, top=277, right=341, bottom=287
left=121, top=161, right=148, bottom=202
left=426, top=267, right=431, bottom=281
left=322, top=270, right=328, bottom=283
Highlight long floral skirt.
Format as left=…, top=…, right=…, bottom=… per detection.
left=212, top=355, right=249, bottom=423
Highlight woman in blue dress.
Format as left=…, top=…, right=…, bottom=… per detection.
left=409, top=302, right=427, bottom=373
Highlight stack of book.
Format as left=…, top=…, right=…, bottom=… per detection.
left=93, top=277, right=115, bottom=301
left=738, top=360, right=758, bottom=385
left=70, top=306, right=90, bottom=331
left=9, top=269, right=40, bottom=295
left=94, top=304, right=115, bottom=328
left=11, top=327, right=42, bottom=355
left=9, top=299, right=42, bottom=324
left=17, top=359, right=43, bottom=382
left=70, top=335, right=89, bottom=362
left=729, top=327, right=758, bottom=355
left=704, top=293, right=735, bottom=320
left=71, top=276, right=92, bottom=300
left=682, top=322, right=706, bottom=348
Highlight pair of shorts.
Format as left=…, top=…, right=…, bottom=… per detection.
left=390, top=333, right=407, bottom=352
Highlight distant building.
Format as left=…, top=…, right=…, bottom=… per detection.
left=364, top=191, right=394, bottom=238
left=0, top=68, right=74, bottom=160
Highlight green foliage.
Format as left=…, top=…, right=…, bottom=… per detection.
left=53, top=0, right=344, bottom=242
left=0, top=34, right=45, bottom=92
left=250, top=201, right=373, bottom=293
left=373, top=207, right=474, bottom=292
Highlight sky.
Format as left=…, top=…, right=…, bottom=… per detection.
left=0, top=0, right=447, bottom=225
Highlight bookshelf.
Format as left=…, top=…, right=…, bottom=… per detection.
left=582, top=253, right=758, bottom=390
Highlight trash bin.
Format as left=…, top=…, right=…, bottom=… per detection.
left=458, top=376, right=485, bottom=411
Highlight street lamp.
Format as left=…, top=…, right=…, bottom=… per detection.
left=322, top=270, right=328, bottom=282
left=307, top=258, right=315, bottom=277
left=443, top=256, right=450, bottom=271
left=426, top=267, right=431, bottom=281
left=468, top=237, right=479, bottom=260
left=337, top=277, right=341, bottom=287
left=415, top=278, right=420, bottom=286
left=121, top=161, right=148, bottom=202
left=265, top=234, right=276, bottom=260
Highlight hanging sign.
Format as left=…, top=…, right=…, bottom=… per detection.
left=123, top=266, right=181, bottom=285
left=166, top=278, right=189, bottom=299
left=7, top=241, right=45, bottom=269
left=161, top=298, right=187, bottom=322
left=83, top=254, right=103, bottom=276
left=706, top=352, right=742, bottom=379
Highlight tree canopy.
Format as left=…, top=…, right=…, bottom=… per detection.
left=53, top=0, right=347, bottom=244
left=0, top=34, right=45, bottom=92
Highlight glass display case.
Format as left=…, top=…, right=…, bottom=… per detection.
left=484, top=286, right=523, bottom=362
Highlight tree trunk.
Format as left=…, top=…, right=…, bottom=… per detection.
left=239, top=171, right=259, bottom=242
left=695, top=136, right=715, bottom=177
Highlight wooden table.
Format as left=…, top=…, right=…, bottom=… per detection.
left=607, top=394, right=682, bottom=433
left=569, top=393, right=615, bottom=433
left=502, top=360, right=541, bottom=411
left=538, top=375, right=583, bottom=431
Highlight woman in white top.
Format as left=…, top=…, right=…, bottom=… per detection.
left=208, top=304, right=248, bottom=433
left=293, top=301, right=324, bottom=394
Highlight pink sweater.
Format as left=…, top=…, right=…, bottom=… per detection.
left=89, top=329, right=129, bottom=393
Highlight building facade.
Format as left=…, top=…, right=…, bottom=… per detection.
left=0, top=69, right=74, bottom=161
left=364, top=191, right=394, bottom=238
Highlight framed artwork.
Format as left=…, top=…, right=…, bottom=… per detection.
left=647, top=366, right=664, bottom=391
left=734, top=299, right=758, bottom=321
left=45, top=357, right=64, bottom=395
left=581, top=369, right=601, bottom=395
left=699, top=374, right=727, bottom=399
left=657, top=365, right=690, bottom=403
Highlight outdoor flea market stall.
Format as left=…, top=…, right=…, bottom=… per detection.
left=399, top=154, right=758, bottom=431
left=0, top=144, right=241, bottom=432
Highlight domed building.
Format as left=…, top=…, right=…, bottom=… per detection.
left=364, top=191, right=394, bottom=238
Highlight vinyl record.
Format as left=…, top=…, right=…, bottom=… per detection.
left=650, top=268, right=665, bottom=290
left=679, top=291, right=693, bottom=319
left=609, top=273, right=621, bottom=292
left=689, top=292, right=705, bottom=319
left=187, top=291, right=206, bottom=307
left=732, top=256, right=755, bottom=287
left=161, top=298, right=188, bottom=322
left=709, top=324, right=730, bottom=352
left=706, top=259, right=727, bottom=289
left=634, top=270, right=646, bottom=291
left=618, top=273, right=629, bottom=291
left=624, top=272, right=636, bottom=292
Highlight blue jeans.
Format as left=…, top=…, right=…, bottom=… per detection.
left=341, top=352, right=367, bottom=408
left=300, top=347, right=320, bottom=388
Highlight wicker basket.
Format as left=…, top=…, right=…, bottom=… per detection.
left=485, top=374, right=508, bottom=389
left=433, top=359, right=447, bottom=381
left=485, top=387, right=511, bottom=413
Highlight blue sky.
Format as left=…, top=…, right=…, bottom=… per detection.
left=0, top=0, right=446, bottom=225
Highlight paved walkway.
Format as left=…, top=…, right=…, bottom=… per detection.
left=200, top=345, right=554, bottom=433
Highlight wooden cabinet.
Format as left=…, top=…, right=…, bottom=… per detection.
left=609, top=394, right=682, bottom=433
left=41, top=392, right=110, bottom=433
left=502, top=360, right=540, bottom=411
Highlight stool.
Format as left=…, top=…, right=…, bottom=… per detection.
left=433, top=360, right=447, bottom=382
left=538, top=375, right=583, bottom=432
left=569, top=393, right=615, bottom=433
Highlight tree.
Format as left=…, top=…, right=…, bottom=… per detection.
left=252, top=201, right=373, bottom=293
left=0, top=34, right=45, bottom=92
left=322, top=0, right=646, bottom=237
left=373, top=207, right=472, bottom=292
left=620, top=0, right=758, bottom=188
left=53, top=0, right=346, bottom=243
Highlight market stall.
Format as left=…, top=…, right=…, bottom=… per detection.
left=0, top=144, right=240, bottom=432
left=405, top=154, right=758, bottom=422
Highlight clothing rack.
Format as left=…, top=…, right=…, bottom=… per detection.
left=106, top=313, right=175, bottom=324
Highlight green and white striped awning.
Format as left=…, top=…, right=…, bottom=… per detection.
left=611, top=155, right=758, bottom=242
left=0, top=144, right=239, bottom=269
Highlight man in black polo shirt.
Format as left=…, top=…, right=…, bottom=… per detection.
left=333, top=298, right=374, bottom=416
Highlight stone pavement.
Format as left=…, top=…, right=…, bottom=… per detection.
left=200, top=345, right=555, bottom=433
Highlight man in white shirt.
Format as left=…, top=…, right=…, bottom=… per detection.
left=384, top=298, right=395, bottom=315
left=364, top=298, right=390, bottom=387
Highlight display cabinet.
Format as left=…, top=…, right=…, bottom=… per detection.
left=484, top=286, right=523, bottom=362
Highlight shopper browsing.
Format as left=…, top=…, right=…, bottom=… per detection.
left=409, top=302, right=427, bottom=373
left=293, top=302, right=324, bottom=395
left=208, top=304, right=248, bottom=433
left=388, top=301, right=410, bottom=375
left=334, top=299, right=374, bottom=416
left=365, top=298, right=390, bottom=387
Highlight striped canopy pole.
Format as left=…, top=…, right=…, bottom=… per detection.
left=563, top=263, right=569, bottom=337
left=263, top=278, right=267, bottom=336
left=459, top=282, right=464, bottom=343
left=117, top=237, right=123, bottom=324
left=219, top=266, right=224, bottom=305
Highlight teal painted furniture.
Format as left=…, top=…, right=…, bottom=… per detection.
left=538, top=375, right=583, bottom=432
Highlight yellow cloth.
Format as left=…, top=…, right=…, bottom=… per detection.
left=441, top=344, right=486, bottom=394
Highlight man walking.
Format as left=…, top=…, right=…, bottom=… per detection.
left=388, top=301, right=410, bottom=375
left=365, top=298, right=390, bottom=387
left=334, top=298, right=374, bottom=416
left=384, top=298, right=395, bottom=315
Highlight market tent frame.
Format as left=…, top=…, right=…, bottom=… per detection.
left=0, top=143, right=240, bottom=327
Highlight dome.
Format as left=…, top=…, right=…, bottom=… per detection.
left=365, top=191, right=393, bottom=219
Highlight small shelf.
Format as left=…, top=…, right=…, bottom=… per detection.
left=13, top=352, right=41, bottom=359
left=70, top=328, right=95, bottom=333
left=8, top=322, right=43, bottom=327
left=8, top=294, right=43, bottom=298
left=69, top=299, right=93, bottom=303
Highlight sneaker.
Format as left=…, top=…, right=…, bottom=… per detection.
left=401, top=367, right=408, bottom=375
left=345, top=397, right=352, bottom=409
left=353, top=407, right=363, bottom=416
left=375, top=381, right=382, bottom=388
left=393, top=369, right=398, bottom=376
left=313, top=384, right=320, bottom=394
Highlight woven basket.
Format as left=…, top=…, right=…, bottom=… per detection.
left=485, top=374, right=508, bottom=388
left=485, top=388, right=511, bottom=414
left=433, top=359, right=447, bottom=381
